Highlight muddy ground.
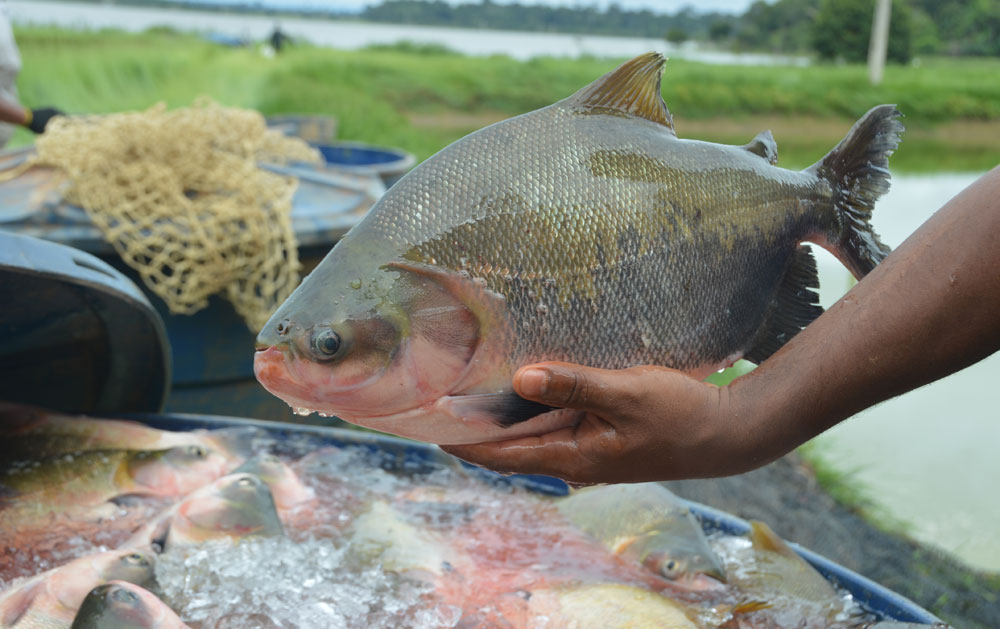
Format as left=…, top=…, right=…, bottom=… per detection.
left=663, top=452, right=999, bottom=628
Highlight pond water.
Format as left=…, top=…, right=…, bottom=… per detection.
left=8, top=2, right=997, bottom=574
left=810, top=172, right=1000, bottom=573
left=8, top=1, right=809, bottom=65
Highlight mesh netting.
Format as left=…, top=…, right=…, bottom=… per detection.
left=32, top=99, right=321, bottom=331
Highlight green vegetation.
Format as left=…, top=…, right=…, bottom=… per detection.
left=13, top=27, right=1000, bottom=171
left=797, top=441, right=912, bottom=534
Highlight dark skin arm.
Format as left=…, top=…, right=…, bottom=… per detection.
left=0, top=97, right=29, bottom=127
left=442, top=166, right=1000, bottom=484
left=0, top=98, right=64, bottom=133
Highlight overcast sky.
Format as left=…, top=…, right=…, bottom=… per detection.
left=187, top=1, right=759, bottom=16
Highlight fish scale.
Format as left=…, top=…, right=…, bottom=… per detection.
left=255, top=52, right=902, bottom=445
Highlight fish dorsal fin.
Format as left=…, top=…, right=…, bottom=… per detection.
left=564, top=52, right=674, bottom=134
left=743, top=130, right=778, bottom=164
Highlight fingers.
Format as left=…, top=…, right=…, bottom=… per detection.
left=441, top=419, right=617, bottom=484
left=513, top=362, right=637, bottom=414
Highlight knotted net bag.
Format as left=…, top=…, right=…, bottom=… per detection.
left=34, top=99, right=321, bottom=331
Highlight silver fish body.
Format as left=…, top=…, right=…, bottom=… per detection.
left=255, top=53, right=902, bottom=445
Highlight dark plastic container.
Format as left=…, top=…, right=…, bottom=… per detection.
left=0, top=232, right=169, bottom=414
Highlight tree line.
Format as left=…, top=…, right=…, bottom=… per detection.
left=360, top=0, right=1000, bottom=61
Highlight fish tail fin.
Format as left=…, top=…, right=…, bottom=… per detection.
left=808, top=104, right=903, bottom=278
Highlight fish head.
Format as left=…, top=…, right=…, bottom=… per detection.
left=255, top=248, right=503, bottom=431
left=70, top=581, right=182, bottom=629
left=126, top=445, right=230, bottom=496
left=169, top=473, right=284, bottom=546
left=233, top=454, right=315, bottom=511
left=46, top=549, right=157, bottom=617
left=628, top=515, right=728, bottom=590
left=99, top=549, right=157, bottom=589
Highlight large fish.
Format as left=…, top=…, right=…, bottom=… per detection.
left=255, top=52, right=902, bottom=445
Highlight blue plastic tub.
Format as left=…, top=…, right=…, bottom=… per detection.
left=315, top=141, right=417, bottom=188
left=131, top=412, right=943, bottom=626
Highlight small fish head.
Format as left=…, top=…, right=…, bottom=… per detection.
left=174, top=473, right=284, bottom=543
left=233, top=454, right=315, bottom=511
left=70, top=581, right=172, bottom=629
left=254, top=252, right=487, bottom=424
left=102, top=549, right=157, bottom=589
left=639, top=548, right=727, bottom=590
left=127, top=445, right=229, bottom=496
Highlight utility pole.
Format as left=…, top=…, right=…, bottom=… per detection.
left=868, top=0, right=892, bottom=85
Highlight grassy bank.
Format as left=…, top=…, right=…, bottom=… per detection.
left=12, top=27, right=1000, bottom=172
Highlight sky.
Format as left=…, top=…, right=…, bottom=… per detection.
left=183, top=0, right=759, bottom=16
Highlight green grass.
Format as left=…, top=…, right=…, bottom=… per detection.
left=12, top=28, right=1000, bottom=171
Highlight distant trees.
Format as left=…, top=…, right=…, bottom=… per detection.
left=812, top=0, right=913, bottom=64
left=354, top=0, right=999, bottom=59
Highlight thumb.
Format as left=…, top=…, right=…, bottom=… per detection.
left=513, top=362, right=624, bottom=414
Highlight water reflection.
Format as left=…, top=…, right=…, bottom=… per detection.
left=811, top=172, right=1000, bottom=572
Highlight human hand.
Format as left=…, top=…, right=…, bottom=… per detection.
left=26, top=107, right=65, bottom=134
left=441, top=362, right=764, bottom=484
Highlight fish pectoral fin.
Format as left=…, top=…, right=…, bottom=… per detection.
left=744, top=245, right=823, bottom=365
left=0, top=578, right=44, bottom=626
left=441, top=392, right=556, bottom=428
left=742, top=130, right=778, bottom=165
left=562, top=52, right=675, bottom=134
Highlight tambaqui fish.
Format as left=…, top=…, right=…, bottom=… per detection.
left=0, top=446, right=230, bottom=528
left=0, top=549, right=155, bottom=628
left=556, top=483, right=726, bottom=589
left=127, top=473, right=283, bottom=551
left=0, top=403, right=255, bottom=463
left=70, top=582, right=190, bottom=629
left=254, top=52, right=902, bottom=445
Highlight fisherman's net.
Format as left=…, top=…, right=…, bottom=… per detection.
left=32, top=99, right=321, bottom=331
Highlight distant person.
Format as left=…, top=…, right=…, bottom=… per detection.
left=0, top=2, right=64, bottom=144
left=269, top=25, right=291, bottom=54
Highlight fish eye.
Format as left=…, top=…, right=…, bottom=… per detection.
left=236, top=476, right=257, bottom=488
left=186, top=446, right=206, bottom=458
left=110, top=587, right=140, bottom=605
left=310, top=328, right=343, bottom=360
left=661, top=559, right=683, bottom=579
left=124, top=552, right=150, bottom=566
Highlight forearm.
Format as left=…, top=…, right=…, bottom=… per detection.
left=730, top=166, right=1000, bottom=467
left=0, top=98, right=28, bottom=127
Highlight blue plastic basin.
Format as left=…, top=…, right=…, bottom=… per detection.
left=315, top=142, right=417, bottom=188
left=130, top=412, right=943, bottom=625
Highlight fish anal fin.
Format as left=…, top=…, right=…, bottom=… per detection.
left=442, top=392, right=555, bottom=428
left=743, top=130, right=778, bottom=165
left=563, top=52, right=674, bottom=134
left=744, top=245, right=823, bottom=365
